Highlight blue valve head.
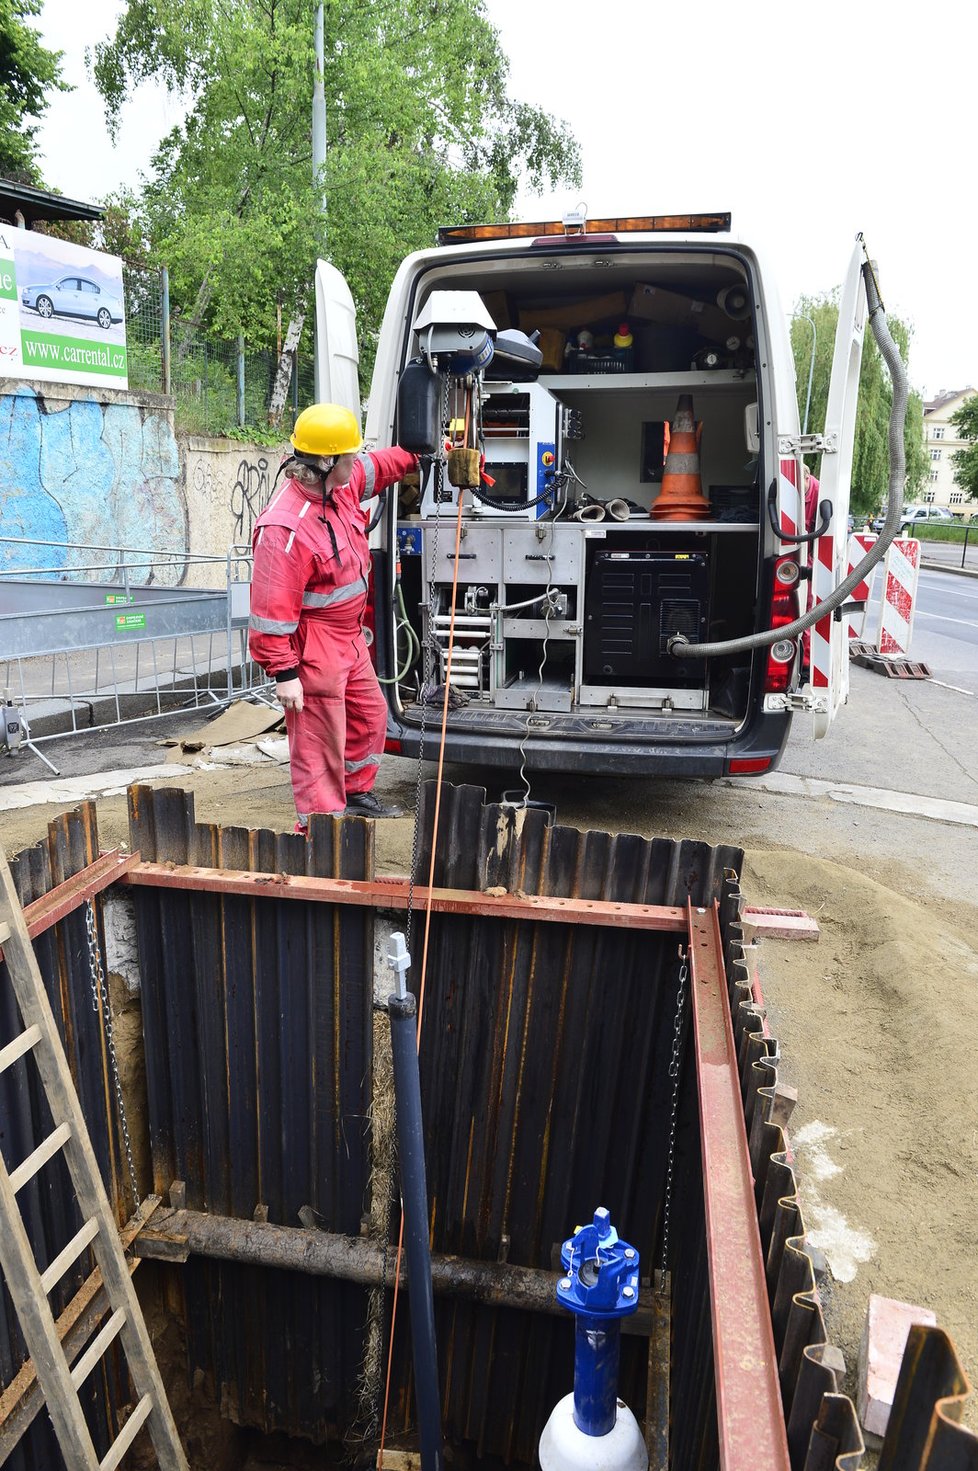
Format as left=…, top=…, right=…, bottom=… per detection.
left=556, top=1207, right=640, bottom=1320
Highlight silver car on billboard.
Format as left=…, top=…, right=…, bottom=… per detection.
left=21, top=275, right=124, bottom=331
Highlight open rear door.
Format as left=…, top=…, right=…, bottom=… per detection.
left=809, top=241, right=867, bottom=737
left=313, top=259, right=361, bottom=426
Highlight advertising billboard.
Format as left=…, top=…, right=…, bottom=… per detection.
left=0, top=226, right=128, bottom=390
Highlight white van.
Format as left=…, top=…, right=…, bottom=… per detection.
left=316, top=212, right=867, bottom=779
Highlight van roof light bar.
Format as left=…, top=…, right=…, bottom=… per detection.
left=437, top=213, right=732, bottom=246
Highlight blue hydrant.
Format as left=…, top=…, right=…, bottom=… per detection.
left=538, top=1208, right=648, bottom=1470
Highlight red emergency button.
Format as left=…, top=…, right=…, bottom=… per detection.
left=541, top=450, right=555, bottom=467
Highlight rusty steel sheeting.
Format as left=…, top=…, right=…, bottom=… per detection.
left=126, top=784, right=375, bottom=1443
left=0, top=805, right=133, bottom=1471
left=118, top=780, right=978, bottom=1470
left=124, top=862, right=689, bottom=934
left=386, top=781, right=746, bottom=1464
left=879, top=1323, right=978, bottom=1471
left=687, top=900, right=790, bottom=1470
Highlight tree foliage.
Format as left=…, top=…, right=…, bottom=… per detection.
left=950, top=394, right=978, bottom=502
left=790, top=293, right=927, bottom=518
left=0, top=0, right=69, bottom=183
left=92, top=0, right=581, bottom=367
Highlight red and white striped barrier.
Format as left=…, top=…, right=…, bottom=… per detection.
left=878, top=537, right=921, bottom=656
left=846, top=533, right=878, bottom=639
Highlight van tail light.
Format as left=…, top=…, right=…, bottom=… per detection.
left=763, top=556, right=800, bottom=694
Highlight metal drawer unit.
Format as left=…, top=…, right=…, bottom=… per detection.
left=424, top=527, right=501, bottom=586
left=502, top=524, right=581, bottom=585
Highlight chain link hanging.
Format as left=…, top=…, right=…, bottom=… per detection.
left=659, top=947, right=688, bottom=1276
left=85, top=899, right=139, bottom=1210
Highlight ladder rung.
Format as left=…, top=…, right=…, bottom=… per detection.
left=40, top=1216, right=100, bottom=1294
left=99, top=1392, right=154, bottom=1471
left=0, top=1024, right=42, bottom=1075
left=70, top=1307, right=127, bottom=1390
left=9, top=1121, right=71, bottom=1194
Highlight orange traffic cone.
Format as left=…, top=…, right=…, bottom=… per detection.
left=651, top=394, right=711, bottom=521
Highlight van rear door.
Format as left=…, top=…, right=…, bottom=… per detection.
left=809, top=241, right=868, bottom=737
left=313, top=259, right=361, bottom=424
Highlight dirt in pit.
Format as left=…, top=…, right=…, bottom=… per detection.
left=744, top=849, right=978, bottom=1428
left=3, top=763, right=977, bottom=1441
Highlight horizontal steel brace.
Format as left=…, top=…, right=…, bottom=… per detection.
left=123, top=863, right=688, bottom=934
left=133, top=1206, right=653, bottom=1337
left=16, top=851, right=141, bottom=941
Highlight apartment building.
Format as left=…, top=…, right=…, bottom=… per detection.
left=922, top=386, right=975, bottom=518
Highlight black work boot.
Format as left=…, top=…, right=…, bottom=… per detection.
left=344, top=792, right=404, bottom=819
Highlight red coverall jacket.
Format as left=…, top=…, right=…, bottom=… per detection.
left=248, top=447, right=417, bottom=820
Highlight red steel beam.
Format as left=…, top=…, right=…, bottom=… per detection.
left=123, top=862, right=687, bottom=933
left=8, top=851, right=141, bottom=942
left=687, top=900, right=790, bottom=1471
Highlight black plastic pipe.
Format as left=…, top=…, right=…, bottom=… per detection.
left=387, top=943, right=444, bottom=1471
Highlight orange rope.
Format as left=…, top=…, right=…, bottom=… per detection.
left=376, top=428, right=469, bottom=1468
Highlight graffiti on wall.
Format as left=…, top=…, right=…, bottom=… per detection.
left=0, top=385, right=187, bottom=584
left=231, top=456, right=272, bottom=543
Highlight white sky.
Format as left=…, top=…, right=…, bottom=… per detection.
left=35, top=0, right=975, bottom=398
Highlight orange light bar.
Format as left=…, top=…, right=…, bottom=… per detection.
left=437, top=214, right=731, bottom=246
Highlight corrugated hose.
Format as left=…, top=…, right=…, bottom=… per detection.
left=667, top=250, right=909, bottom=659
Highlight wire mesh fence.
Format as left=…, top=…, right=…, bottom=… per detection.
left=122, top=264, right=316, bottom=436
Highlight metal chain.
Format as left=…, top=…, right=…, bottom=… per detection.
left=659, top=947, right=688, bottom=1275
left=85, top=900, right=139, bottom=1208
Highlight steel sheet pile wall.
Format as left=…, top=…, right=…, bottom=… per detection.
left=0, top=805, right=129, bottom=1471
left=127, top=785, right=375, bottom=1442
left=393, top=782, right=742, bottom=1463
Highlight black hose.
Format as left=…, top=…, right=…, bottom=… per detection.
left=387, top=978, right=443, bottom=1471
left=668, top=253, right=909, bottom=659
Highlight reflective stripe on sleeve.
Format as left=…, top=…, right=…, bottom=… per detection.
left=249, top=613, right=300, bottom=634
left=345, top=753, right=382, bottom=774
left=358, top=453, right=376, bottom=499
left=301, top=575, right=368, bottom=609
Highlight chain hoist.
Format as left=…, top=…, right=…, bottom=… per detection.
left=85, top=899, right=139, bottom=1209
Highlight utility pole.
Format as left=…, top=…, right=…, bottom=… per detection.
left=312, top=2, right=327, bottom=401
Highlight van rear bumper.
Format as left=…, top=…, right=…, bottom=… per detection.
left=388, top=708, right=792, bottom=779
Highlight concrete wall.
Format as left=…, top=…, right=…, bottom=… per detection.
left=0, top=379, right=284, bottom=587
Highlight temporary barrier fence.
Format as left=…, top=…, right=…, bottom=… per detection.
left=0, top=538, right=267, bottom=757
left=878, top=536, right=922, bottom=657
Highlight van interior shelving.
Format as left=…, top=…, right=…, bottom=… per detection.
left=393, top=251, right=766, bottom=738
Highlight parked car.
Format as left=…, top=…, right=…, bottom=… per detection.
left=899, top=505, right=955, bottom=532
left=20, top=275, right=124, bottom=330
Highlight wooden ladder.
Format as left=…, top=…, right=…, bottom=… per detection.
left=0, top=848, right=187, bottom=1471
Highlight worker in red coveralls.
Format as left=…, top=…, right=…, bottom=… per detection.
left=248, top=402, right=418, bottom=825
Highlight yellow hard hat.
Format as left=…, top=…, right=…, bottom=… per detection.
left=291, top=402, right=363, bottom=457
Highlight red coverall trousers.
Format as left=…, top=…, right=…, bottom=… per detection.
left=248, top=448, right=417, bottom=821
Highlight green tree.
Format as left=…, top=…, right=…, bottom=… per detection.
left=950, top=394, right=978, bottom=503
left=0, top=0, right=69, bottom=183
left=790, top=292, right=927, bottom=518
left=92, top=0, right=580, bottom=377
